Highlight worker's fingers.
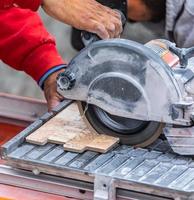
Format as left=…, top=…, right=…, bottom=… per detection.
left=103, top=17, right=123, bottom=38
left=102, top=6, right=123, bottom=37
left=48, top=97, right=60, bottom=112
left=113, top=18, right=123, bottom=37
left=95, top=7, right=122, bottom=38
left=57, top=93, right=65, bottom=100
left=46, top=90, right=64, bottom=112
left=47, top=94, right=64, bottom=112
left=90, top=21, right=109, bottom=39
left=91, top=12, right=122, bottom=39
left=107, top=23, right=116, bottom=38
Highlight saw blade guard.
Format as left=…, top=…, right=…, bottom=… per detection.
left=57, top=39, right=186, bottom=125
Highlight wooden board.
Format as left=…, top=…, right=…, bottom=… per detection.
left=26, top=103, right=119, bottom=153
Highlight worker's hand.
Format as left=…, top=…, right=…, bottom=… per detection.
left=43, top=69, right=64, bottom=112
left=41, top=0, right=122, bottom=39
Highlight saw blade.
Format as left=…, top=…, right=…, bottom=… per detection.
left=78, top=101, right=164, bottom=147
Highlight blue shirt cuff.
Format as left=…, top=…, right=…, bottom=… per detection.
left=38, top=64, right=67, bottom=89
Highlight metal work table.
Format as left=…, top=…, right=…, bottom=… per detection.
left=1, top=100, right=194, bottom=200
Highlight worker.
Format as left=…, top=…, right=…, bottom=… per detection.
left=0, top=0, right=123, bottom=111
left=72, top=0, right=194, bottom=50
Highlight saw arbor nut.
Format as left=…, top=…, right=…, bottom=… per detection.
left=57, top=71, right=76, bottom=91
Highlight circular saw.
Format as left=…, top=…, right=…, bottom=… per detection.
left=57, top=36, right=194, bottom=153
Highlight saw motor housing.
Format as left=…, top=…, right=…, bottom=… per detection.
left=58, top=39, right=194, bottom=125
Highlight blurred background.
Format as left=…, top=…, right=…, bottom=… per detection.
left=0, top=9, right=164, bottom=100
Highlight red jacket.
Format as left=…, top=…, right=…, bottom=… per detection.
left=0, top=0, right=65, bottom=83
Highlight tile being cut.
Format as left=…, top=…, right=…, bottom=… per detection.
left=26, top=103, right=119, bottom=153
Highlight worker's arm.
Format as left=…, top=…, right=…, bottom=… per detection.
left=0, top=0, right=122, bottom=39
left=0, top=7, right=65, bottom=110
left=0, top=7, right=64, bottom=82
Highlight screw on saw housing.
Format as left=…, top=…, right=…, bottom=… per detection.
left=81, top=10, right=126, bottom=46
left=57, top=71, right=76, bottom=91
left=169, top=45, right=194, bottom=68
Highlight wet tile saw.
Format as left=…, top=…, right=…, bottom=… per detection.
left=57, top=1, right=194, bottom=156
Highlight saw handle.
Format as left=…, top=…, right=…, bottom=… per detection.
left=81, top=31, right=100, bottom=46
left=81, top=10, right=126, bottom=46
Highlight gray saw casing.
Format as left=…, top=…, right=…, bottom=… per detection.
left=58, top=39, right=194, bottom=126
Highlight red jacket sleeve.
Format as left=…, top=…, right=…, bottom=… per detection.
left=0, top=7, right=65, bottom=82
left=0, top=0, right=41, bottom=11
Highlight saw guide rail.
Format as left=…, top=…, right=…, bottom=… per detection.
left=1, top=100, right=194, bottom=200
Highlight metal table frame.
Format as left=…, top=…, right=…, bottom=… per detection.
left=0, top=96, right=194, bottom=200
